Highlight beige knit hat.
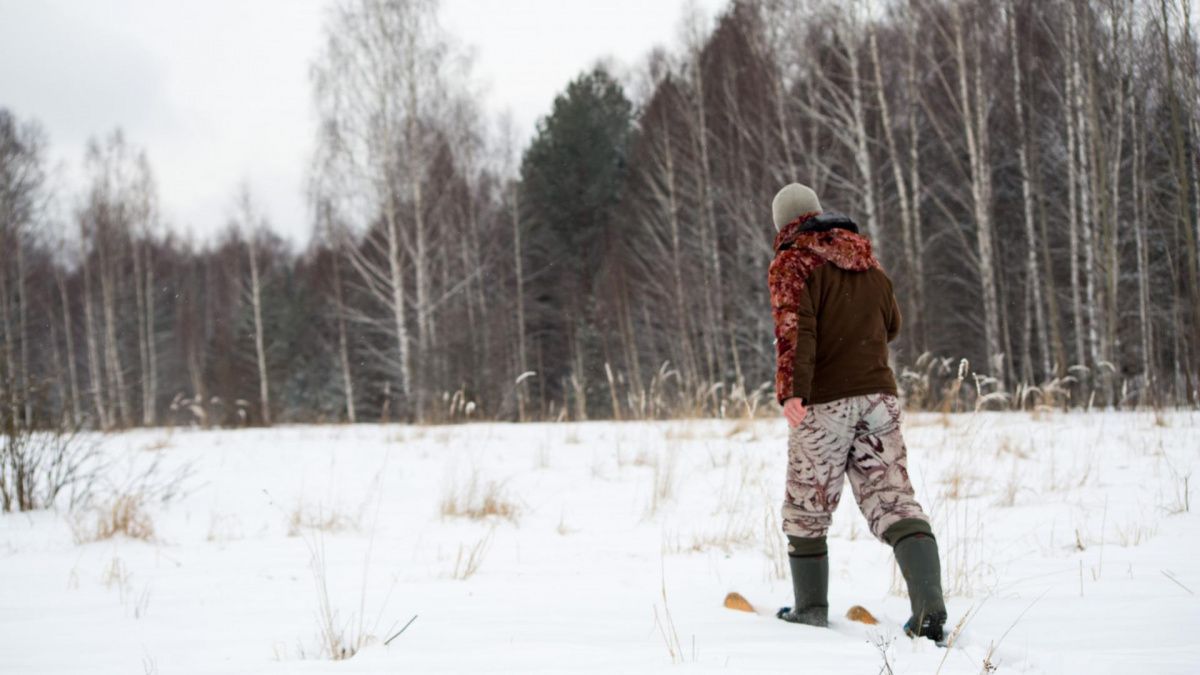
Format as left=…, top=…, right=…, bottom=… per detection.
left=772, top=183, right=822, bottom=230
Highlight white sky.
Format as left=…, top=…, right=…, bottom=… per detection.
left=0, top=0, right=725, bottom=246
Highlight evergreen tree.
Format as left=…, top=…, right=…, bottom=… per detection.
left=520, top=67, right=634, bottom=418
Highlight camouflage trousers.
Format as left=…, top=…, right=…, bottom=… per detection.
left=782, top=393, right=929, bottom=542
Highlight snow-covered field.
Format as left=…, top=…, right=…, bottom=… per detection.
left=2, top=411, right=1198, bottom=674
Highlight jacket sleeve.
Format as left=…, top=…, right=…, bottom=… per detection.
left=769, top=252, right=818, bottom=405
left=886, top=279, right=901, bottom=343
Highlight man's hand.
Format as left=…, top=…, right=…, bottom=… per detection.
left=783, top=397, right=807, bottom=428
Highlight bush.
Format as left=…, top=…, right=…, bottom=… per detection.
left=0, top=418, right=99, bottom=513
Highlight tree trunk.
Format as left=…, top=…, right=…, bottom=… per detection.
left=1065, top=8, right=1086, bottom=371
left=1009, top=1, right=1050, bottom=382
left=56, top=268, right=82, bottom=424
left=133, top=237, right=151, bottom=425
left=1131, top=90, right=1155, bottom=395
left=81, top=239, right=108, bottom=429
left=906, top=12, right=926, bottom=354
left=406, top=47, right=431, bottom=420
left=661, top=113, right=698, bottom=386
left=145, top=241, right=158, bottom=425
left=15, top=231, right=30, bottom=427
left=1073, top=2, right=1101, bottom=373
left=330, top=228, right=356, bottom=424
left=385, top=197, right=411, bottom=401
left=247, top=233, right=271, bottom=426
left=511, top=182, right=529, bottom=421
left=954, top=5, right=1002, bottom=379
left=0, top=236, right=17, bottom=428
left=1103, top=5, right=1126, bottom=390
left=870, top=22, right=914, bottom=354
left=847, top=17, right=881, bottom=255
left=98, top=230, right=129, bottom=428
left=1159, top=0, right=1199, bottom=401
left=690, top=43, right=725, bottom=384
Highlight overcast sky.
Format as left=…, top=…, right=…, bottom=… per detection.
left=0, top=0, right=725, bottom=246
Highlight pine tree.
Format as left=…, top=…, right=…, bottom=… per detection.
left=519, top=67, right=634, bottom=418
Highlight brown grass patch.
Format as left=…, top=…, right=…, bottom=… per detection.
left=441, top=474, right=519, bottom=523
left=73, top=493, right=155, bottom=543
left=288, top=503, right=359, bottom=537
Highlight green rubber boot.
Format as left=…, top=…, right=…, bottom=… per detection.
left=776, top=536, right=829, bottom=627
left=893, top=533, right=947, bottom=643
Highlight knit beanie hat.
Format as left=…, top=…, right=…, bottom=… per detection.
left=772, top=183, right=822, bottom=230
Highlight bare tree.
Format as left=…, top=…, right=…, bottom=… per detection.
left=947, top=2, right=1003, bottom=379
left=0, top=112, right=48, bottom=428
left=1008, top=0, right=1051, bottom=381
left=312, top=0, right=462, bottom=419
left=233, top=186, right=272, bottom=426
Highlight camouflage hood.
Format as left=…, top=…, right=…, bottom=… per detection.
left=772, top=212, right=880, bottom=272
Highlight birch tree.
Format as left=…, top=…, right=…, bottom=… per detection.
left=312, top=0, right=459, bottom=419
left=233, top=186, right=272, bottom=426
left=957, top=3, right=1002, bottom=379
left=1008, top=0, right=1051, bottom=381
left=0, top=112, right=47, bottom=427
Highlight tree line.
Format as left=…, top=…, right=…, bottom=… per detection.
left=3, top=0, right=1199, bottom=430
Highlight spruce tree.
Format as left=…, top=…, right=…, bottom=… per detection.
left=519, top=67, right=634, bottom=417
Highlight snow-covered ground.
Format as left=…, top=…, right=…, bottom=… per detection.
left=2, top=411, right=1198, bottom=674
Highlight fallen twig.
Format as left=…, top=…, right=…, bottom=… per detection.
left=384, top=614, right=418, bottom=646
left=1161, top=570, right=1194, bottom=595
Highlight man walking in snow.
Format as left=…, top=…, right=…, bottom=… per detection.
left=767, top=183, right=947, bottom=643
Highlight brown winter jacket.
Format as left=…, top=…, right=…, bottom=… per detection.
left=768, top=212, right=900, bottom=406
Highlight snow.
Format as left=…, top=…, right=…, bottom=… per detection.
left=2, top=411, right=1198, bottom=674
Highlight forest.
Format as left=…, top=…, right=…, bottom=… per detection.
left=3, top=0, right=1200, bottom=428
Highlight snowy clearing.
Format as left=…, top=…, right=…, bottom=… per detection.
left=2, top=411, right=1198, bottom=674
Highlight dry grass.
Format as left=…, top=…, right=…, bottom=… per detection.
left=664, top=425, right=696, bottom=441
left=288, top=503, right=360, bottom=537
left=556, top=512, right=577, bottom=536
left=295, top=472, right=400, bottom=663
left=74, top=492, right=155, bottom=543
left=449, top=530, right=493, bottom=580
left=69, top=451, right=190, bottom=544
left=705, top=446, right=734, bottom=470
left=141, top=437, right=173, bottom=453
left=644, top=449, right=678, bottom=518
left=652, top=561, right=689, bottom=664
left=1161, top=456, right=1192, bottom=515
left=993, top=434, right=1031, bottom=460
left=934, top=496, right=997, bottom=597
left=1114, top=518, right=1158, bottom=547
left=762, top=504, right=787, bottom=581
left=675, top=515, right=756, bottom=554
left=102, top=555, right=131, bottom=592
left=308, top=537, right=365, bottom=660
left=938, top=463, right=985, bottom=500
left=98, top=554, right=152, bottom=619
left=1042, top=450, right=1097, bottom=493
left=723, top=417, right=762, bottom=440
left=132, top=583, right=152, bottom=619
left=903, top=413, right=953, bottom=428
left=995, top=458, right=1022, bottom=507
left=630, top=448, right=656, bottom=468
left=440, top=473, right=519, bottom=523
